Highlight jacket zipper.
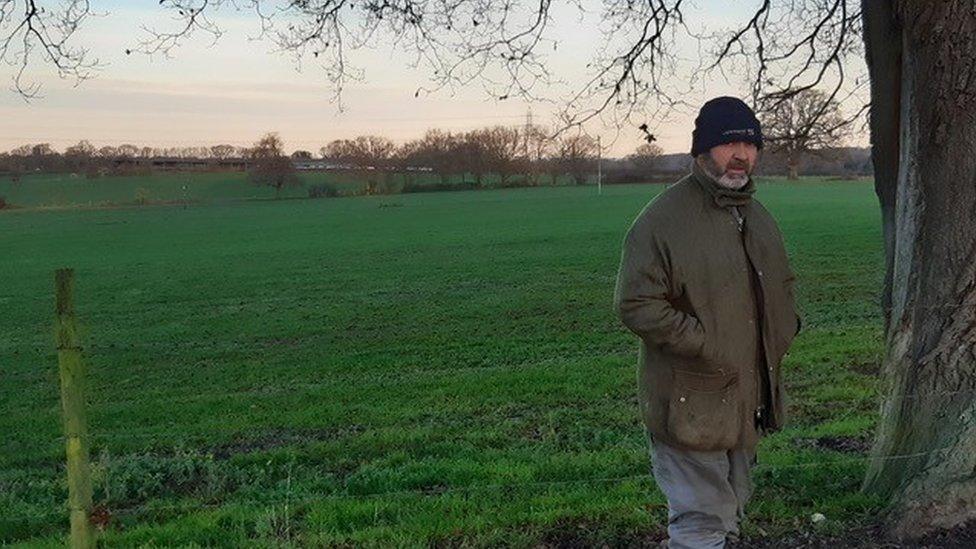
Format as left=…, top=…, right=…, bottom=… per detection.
left=730, top=206, right=766, bottom=426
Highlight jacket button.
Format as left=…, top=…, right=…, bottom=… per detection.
left=758, top=270, right=763, bottom=276
left=679, top=397, right=686, bottom=403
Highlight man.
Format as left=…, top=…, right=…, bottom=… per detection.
left=614, top=96, right=801, bottom=548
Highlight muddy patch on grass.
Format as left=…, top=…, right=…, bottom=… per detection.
left=793, top=434, right=872, bottom=454
left=731, top=524, right=883, bottom=548
left=911, top=521, right=976, bottom=548
left=790, top=400, right=857, bottom=425
left=733, top=520, right=976, bottom=548
left=536, top=517, right=665, bottom=548
left=108, top=426, right=367, bottom=461
left=848, top=359, right=881, bottom=376
left=210, top=426, right=367, bottom=459
left=255, top=336, right=303, bottom=349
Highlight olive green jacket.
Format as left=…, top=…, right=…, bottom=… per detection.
left=614, top=161, right=800, bottom=451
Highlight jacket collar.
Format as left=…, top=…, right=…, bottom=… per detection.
left=690, top=158, right=756, bottom=209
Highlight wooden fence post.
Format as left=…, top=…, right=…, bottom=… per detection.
left=55, top=268, right=95, bottom=549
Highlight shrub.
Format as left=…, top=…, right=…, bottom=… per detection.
left=111, top=164, right=153, bottom=177
left=0, top=196, right=8, bottom=209
left=361, top=179, right=400, bottom=196
left=134, top=187, right=150, bottom=205
left=402, top=181, right=479, bottom=193
left=307, top=183, right=339, bottom=198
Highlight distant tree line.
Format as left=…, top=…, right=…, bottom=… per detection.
left=0, top=141, right=252, bottom=180
left=0, top=125, right=615, bottom=187
left=0, top=121, right=870, bottom=193
left=608, top=147, right=874, bottom=184
left=311, top=126, right=612, bottom=192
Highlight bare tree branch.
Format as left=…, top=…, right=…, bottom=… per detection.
left=700, top=0, right=865, bottom=130
left=133, top=0, right=560, bottom=110
left=560, top=1, right=689, bottom=130
left=137, top=0, right=224, bottom=57
left=0, top=0, right=100, bottom=99
left=2, top=1, right=868, bottom=139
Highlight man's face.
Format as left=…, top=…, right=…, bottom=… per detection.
left=701, top=141, right=759, bottom=189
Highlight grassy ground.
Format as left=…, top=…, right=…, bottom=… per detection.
left=0, top=171, right=355, bottom=208
left=1, top=176, right=885, bottom=546
left=0, top=172, right=583, bottom=209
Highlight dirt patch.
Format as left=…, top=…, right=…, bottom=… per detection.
left=256, top=336, right=303, bottom=349
left=849, top=359, right=881, bottom=376
left=731, top=524, right=883, bottom=548
left=210, top=426, right=367, bottom=459
left=243, top=196, right=308, bottom=203
left=536, top=517, right=665, bottom=548
left=530, top=518, right=976, bottom=548
left=788, top=396, right=869, bottom=425
left=793, top=434, right=872, bottom=454
left=733, top=520, right=976, bottom=548
left=105, top=429, right=351, bottom=462
left=909, top=521, right=976, bottom=548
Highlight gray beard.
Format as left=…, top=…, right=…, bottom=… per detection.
left=700, top=155, right=750, bottom=190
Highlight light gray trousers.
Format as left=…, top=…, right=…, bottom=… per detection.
left=649, top=437, right=756, bottom=549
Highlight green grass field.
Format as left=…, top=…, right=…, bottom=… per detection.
left=1, top=175, right=886, bottom=546
left=0, top=172, right=358, bottom=208
left=0, top=171, right=585, bottom=210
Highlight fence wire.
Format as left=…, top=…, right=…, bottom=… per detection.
left=2, top=378, right=976, bottom=437
left=0, top=446, right=956, bottom=528
left=9, top=384, right=976, bottom=452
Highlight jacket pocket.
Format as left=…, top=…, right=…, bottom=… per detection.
left=667, top=368, right=740, bottom=450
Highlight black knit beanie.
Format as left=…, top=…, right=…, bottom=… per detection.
left=690, top=96, right=763, bottom=157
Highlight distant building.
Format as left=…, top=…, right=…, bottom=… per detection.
left=110, top=156, right=441, bottom=174
left=112, top=157, right=248, bottom=171
left=293, top=159, right=346, bottom=171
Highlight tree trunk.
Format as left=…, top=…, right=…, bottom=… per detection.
left=787, top=149, right=799, bottom=180
left=862, top=1, right=976, bottom=538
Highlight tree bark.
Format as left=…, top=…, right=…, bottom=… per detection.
left=862, top=0, right=976, bottom=538
left=862, top=0, right=902, bottom=332
left=787, top=149, right=799, bottom=180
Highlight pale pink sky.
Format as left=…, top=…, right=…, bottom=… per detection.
left=0, top=2, right=867, bottom=157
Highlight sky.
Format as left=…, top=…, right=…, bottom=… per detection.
left=0, top=1, right=867, bottom=157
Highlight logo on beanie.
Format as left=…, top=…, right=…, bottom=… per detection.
left=722, top=128, right=756, bottom=137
